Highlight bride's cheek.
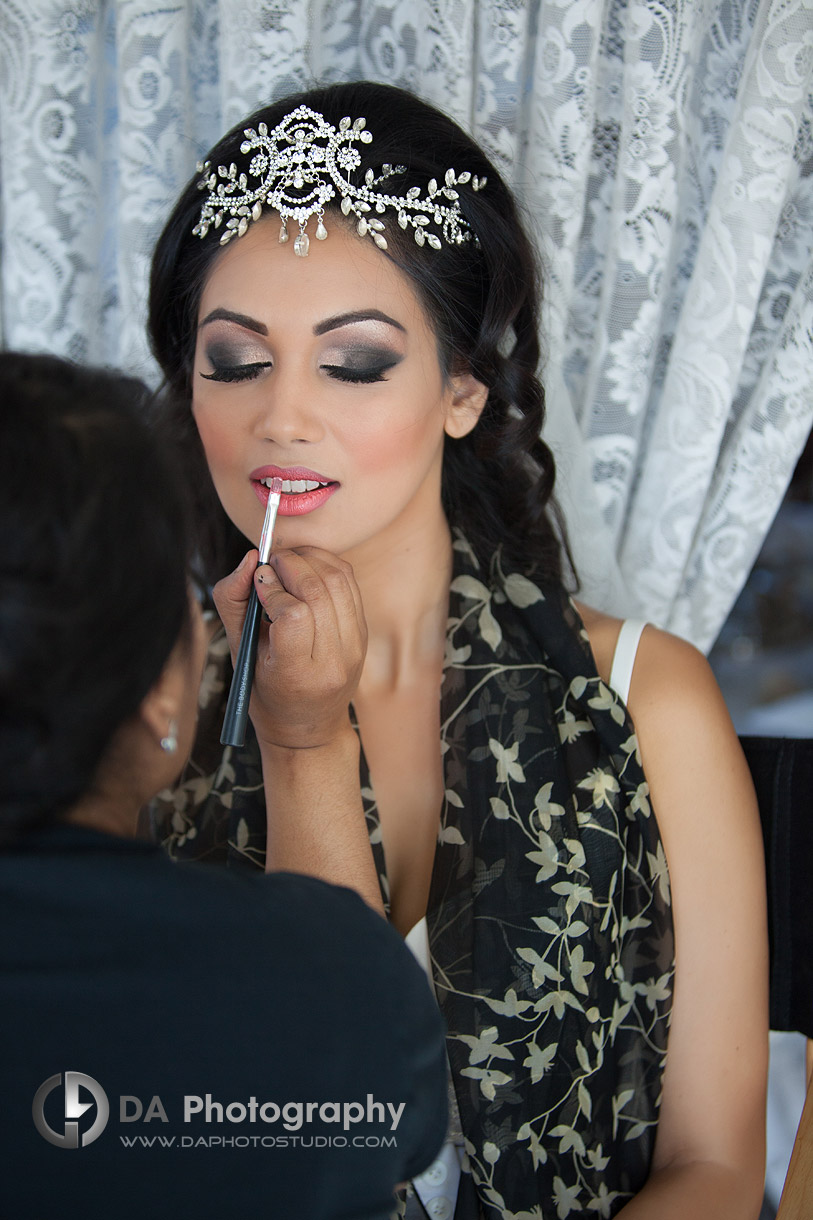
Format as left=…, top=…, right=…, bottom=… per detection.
left=192, top=405, right=231, bottom=467
left=342, top=407, right=438, bottom=472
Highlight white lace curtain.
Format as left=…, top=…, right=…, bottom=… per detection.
left=1, top=0, right=811, bottom=650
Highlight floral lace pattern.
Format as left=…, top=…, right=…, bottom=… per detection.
left=149, top=534, right=673, bottom=1218
left=1, top=2, right=812, bottom=648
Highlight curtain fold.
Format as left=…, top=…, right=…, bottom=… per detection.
left=1, top=0, right=811, bottom=648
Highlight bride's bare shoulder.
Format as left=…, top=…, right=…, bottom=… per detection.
left=573, top=598, right=714, bottom=714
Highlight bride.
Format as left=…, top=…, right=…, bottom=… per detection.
left=147, top=80, right=768, bottom=1220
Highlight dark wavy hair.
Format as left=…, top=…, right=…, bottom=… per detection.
left=0, top=352, right=193, bottom=840
left=148, top=80, right=571, bottom=586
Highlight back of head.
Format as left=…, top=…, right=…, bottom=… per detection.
left=149, top=80, right=568, bottom=586
left=0, top=353, right=192, bottom=841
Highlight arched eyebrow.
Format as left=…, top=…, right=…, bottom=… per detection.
left=313, top=310, right=406, bottom=336
left=198, top=308, right=267, bottom=334
left=197, top=307, right=406, bottom=336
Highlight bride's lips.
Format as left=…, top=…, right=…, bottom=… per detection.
left=250, top=465, right=339, bottom=517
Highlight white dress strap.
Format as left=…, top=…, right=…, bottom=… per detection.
left=609, top=619, right=648, bottom=705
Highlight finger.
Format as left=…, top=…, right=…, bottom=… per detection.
left=278, top=547, right=366, bottom=647
left=290, top=551, right=362, bottom=646
left=253, top=562, right=316, bottom=655
left=260, top=553, right=363, bottom=704
left=293, top=546, right=365, bottom=624
left=266, top=549, right=343, bottom=649
left=212, top=550, right=258, bottom=649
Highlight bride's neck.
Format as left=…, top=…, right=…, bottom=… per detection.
left=344, top=508, right=453, bottom=695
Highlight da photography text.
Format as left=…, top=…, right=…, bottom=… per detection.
left=32, top=1072, right=406, bottom=1151
left=126, top=1093, right=406, bottom=1131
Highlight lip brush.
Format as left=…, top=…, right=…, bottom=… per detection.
left=220, top=477, right=283, bottom=747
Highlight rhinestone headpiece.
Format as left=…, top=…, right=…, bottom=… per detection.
left=193, top=105, right=485, bottom=257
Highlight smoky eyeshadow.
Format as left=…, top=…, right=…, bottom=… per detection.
left=203, top=339, right=264, bottom=368
left=322, top=345, right=403, bottom=371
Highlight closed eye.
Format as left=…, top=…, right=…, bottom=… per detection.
left=321, top=361, right=399, bottom=384
left=200, top=361, right=273, bottom=383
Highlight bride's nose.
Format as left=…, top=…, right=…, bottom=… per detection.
left=251, top=366, right=325, bottom=445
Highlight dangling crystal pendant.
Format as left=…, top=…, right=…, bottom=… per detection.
left=293, top=229, right=310, bottom=257
left=315, top=217, right=327, bottom=241
left=278, top=220, right=289, bottom=244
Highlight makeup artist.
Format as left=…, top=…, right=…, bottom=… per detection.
left=0, top=351, right=447, bottom=1220
left=146, top=82, right=768, bottom=1220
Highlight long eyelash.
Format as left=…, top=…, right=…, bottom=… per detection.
left=322, top=364, right=395, bottom=384
left=200, top=362, right=272, bottom=383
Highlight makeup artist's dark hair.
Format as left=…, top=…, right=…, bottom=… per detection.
left=149, top=80, right=573, bottom=587
left=0, top=352, right=193, bottom=840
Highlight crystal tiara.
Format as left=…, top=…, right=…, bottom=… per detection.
left=193, top=105, right=485, bottom=256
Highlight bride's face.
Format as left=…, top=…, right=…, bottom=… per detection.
left=192, top=215, right=484, bottom=561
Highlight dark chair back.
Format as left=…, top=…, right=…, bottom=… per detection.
left=740, top=736, right=813, bottom=1220
left=740, top=736, right=813, bottom=1041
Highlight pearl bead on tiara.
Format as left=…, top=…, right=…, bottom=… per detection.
left=193, top=105, right=485, bottom=257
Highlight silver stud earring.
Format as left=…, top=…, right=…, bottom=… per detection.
left=160, top=719, right=179, bottom=754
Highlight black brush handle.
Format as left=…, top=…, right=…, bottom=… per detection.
left=220, top=589, right=264, bottom=747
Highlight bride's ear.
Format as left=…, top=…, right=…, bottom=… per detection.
left=443, top=372, right=489, bottom=440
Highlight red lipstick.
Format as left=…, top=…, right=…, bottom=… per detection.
left=250, top=465, right=339, bottom=516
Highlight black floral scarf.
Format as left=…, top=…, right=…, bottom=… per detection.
left=151, top=532, right=674, bottom=1219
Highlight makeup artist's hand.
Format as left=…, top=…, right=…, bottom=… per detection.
left=213, top=547, right=367, bottom=750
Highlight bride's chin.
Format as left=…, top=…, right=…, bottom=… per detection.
left=270, top=526, right=362, bottom=557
